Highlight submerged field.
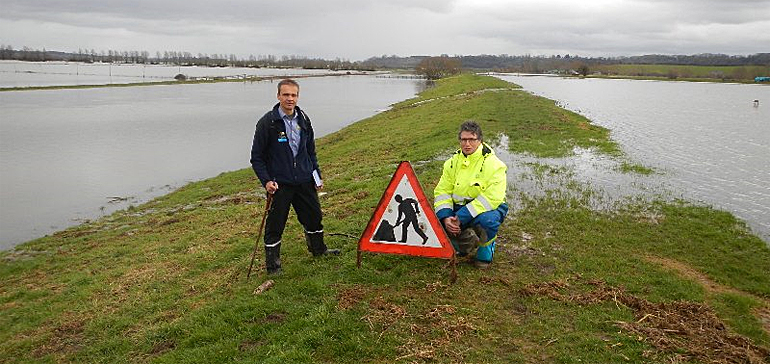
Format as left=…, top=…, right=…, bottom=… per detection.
left=591, top=63, right=770, bottom=83
left=1, top=74, right=768, bottom=363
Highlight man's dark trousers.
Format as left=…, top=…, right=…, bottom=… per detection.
left=264, top=182, right=326, bottom=258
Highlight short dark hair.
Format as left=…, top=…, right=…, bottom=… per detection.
left=458, top=120, right=482, bottom=141
left=277, top=79, right=300, bottom=93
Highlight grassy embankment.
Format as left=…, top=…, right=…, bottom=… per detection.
left=589, top=64, right=770, bottom=83
left=2, top=74, right=769, bottom=363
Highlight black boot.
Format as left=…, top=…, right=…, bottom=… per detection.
left=306, top=232, right=340, bottom=257
left=265, top=244, right=282, bottom=275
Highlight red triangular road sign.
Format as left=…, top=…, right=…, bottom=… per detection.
left=358, top=161, right=454, bottom=259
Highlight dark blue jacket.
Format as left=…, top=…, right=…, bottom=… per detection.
left=250, top=103, right=320, bottom=187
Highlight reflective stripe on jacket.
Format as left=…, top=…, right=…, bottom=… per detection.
left=433, top=143, right=507, bottom=225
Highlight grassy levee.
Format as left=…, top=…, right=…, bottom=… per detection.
left=1, top=74, right=769, bottom=363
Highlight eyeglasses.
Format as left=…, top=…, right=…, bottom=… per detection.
left=459, top=138, right=478, bottom=144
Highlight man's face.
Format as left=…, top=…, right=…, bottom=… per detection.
left=459, top=130, right=481, bottom=155
left=277, top=84, right=299, bottom=115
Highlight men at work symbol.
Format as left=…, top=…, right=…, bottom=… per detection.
left=372, top=194, right=429, bottom=244
left=394, top=194, right=429, bottom=244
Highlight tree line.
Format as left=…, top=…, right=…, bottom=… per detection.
left=363, top=53, right=770, bottom=72
left=2, top=45, right=767, bottom=80
left=0, top=45, right=367, bottom=71
left=368, top=53, right=769, bottom=80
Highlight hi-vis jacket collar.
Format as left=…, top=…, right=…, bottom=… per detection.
left=455, top=143, right=492, bottom=157
left=452, top=143, right=493, bottom=171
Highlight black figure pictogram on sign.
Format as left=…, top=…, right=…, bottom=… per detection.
left=394, top=194, right=429, bottom=244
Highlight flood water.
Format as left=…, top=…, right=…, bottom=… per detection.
left=495, top=74, right=770, bottom=242
left=0, top=60, right=348, bottom=88
left=0, top=74, right=424, bottom=249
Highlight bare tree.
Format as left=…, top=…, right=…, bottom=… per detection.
left=576, top=63, right=590, bottom=76
left=415, top=56, right=461, bottom=80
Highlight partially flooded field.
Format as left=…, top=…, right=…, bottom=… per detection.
left=497, top=134, right=672, bottom=214
left=495, top=74, right=770, bottom=243
left=0, top=61, right=348, bottom=88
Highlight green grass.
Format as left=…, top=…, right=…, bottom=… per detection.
left=2, top=74, right=768, bottom=363
left=618, top=162, right=655, bottom=175
left=590, top=64, right=770, bottom=83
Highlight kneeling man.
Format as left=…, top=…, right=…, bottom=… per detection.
left=434, top=121, right=508, bottom=268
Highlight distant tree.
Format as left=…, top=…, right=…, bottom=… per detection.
left=730, top=66, right=749, bottom=80
left=415, top=56, right=461, bottom=80
left=576, top=63, right=590, bottom=76
left=0, top=45, right=12, bottom=60
left=709, top=70, right=725, bottom=80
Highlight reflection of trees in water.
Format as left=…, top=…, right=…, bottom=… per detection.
left=416, top=80, right=435, bottom=94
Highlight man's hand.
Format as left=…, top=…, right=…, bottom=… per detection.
left=443, top=216, right=461, bottom=236
left=266, top=181, right=279, bottom=194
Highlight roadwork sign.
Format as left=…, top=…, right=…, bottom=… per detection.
left=358, top=161, right=454, bottom=259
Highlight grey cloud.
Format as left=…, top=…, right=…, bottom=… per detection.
left=1, top=0, right=457, bottom=24
left=1, top=0, right=767, bottom=60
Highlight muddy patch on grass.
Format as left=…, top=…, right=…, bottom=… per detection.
left=521, top=277, right=770, bottom=364
left=647, top=255, right=770, bottom=340
left=2, top=249, right=53, bottom=262
left=393, top=303, right=479, bottom=363
left=149, top=340, right=176, bottom=356
left=757, top=306, right=770, bottom=340
left=363, top=297, right=408, bottom=331
left=264, top=312, right=286, bottom=324
left=501, top=244, right=546, bottom=259
left=238, top=339, right=264, bottom=352
left=337, top=285, right=369, bottom=310
left=646, top=256, right=757, bottom=297
left=354, top=290, right=481, bottom=363
left=31, top=317, right=85, bottom=359
left=204, top=191, right=262, bottom=206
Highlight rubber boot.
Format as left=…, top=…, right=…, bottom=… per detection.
left=306, top=232, right=340, bottom=257
left=473, top=225, right=488, bottom=247
left=450, top=228, right=479, bottom=257
left=473, top=226, right=493, bottom=269
left=265, top=244, right=282, bottom=275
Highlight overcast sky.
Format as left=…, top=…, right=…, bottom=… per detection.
left=1, top=0, right=768, bottom=61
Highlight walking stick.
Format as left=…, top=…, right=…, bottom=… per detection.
left=247, top=193, right=273, bottom=280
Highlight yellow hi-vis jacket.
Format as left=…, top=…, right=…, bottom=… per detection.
left=433, top=143, right=507, bottom=225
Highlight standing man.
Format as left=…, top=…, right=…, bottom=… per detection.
left=250, top=79, right=339, bottom=275
left=433, top=121, right=508, bottom=269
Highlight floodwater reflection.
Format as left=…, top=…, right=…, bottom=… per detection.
left=495, top=135, right=675, bottom=214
